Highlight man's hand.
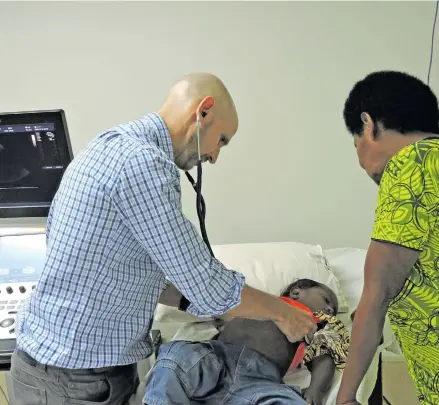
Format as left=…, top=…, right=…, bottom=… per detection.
left=302, top=387, right=325, bottom=405
left=223, top=286, right=317, bottom=342
left=274, top=302, right=317, bottom=343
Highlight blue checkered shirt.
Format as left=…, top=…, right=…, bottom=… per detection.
left=16, top=113, right=245, bottom=369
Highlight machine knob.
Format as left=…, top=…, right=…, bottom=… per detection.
left=6, top=287, right=12, bottom=294
left=0, top=318, right=14, bottom=328
left=32, top=285, right=36, bottom=290
left=19, top=286, right=26, bottom=293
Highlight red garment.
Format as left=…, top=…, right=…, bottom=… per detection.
left=279, top=297, right=319, bottom=370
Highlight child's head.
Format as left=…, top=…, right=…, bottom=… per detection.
left=281, top=278, right=338, bottom=316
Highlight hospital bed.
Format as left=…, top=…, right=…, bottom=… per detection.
left=130, top=242, right=401, bottom=405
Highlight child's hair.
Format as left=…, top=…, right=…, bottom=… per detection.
left=281, top=278, right=339, bottom=314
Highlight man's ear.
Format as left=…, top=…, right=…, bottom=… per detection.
left=197, top=96, right=215, bottom=119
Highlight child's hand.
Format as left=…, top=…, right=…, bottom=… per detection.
left=302, top=386, right=325, bottom=405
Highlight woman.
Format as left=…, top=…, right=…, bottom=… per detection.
left=336, top=71, right=439, bottom=405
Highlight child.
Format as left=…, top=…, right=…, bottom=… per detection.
left=143, top=279, right=348, bottom=405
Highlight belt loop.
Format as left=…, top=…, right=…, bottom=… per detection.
left=35, top=361, right=46, bottom=371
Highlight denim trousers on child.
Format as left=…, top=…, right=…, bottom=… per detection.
left=143, top=340, right=306, bottom=405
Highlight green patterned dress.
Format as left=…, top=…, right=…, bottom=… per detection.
left=372, top=138, right=439, bottom=405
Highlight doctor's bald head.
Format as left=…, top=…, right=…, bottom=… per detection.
left=159, top=73, right=238, bottom=171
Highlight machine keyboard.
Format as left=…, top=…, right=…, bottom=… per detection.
left=0, top=282, right=36, bottom=340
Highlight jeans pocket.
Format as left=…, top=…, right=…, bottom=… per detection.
left=62, top=376, right=112, bottom=405
left=65, top=379, right=110, bottom=402
left=11, top=375, right=47, bottom=405
left=63, top=368, right=136, bottom=405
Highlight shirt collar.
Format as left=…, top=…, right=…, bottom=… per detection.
left=146, top=112, right=174, bottom=161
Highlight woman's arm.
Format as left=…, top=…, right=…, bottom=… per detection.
left=336, top=241, right=419, bottom=404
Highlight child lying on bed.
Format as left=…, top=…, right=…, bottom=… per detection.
left=143, top=279, right=349, bottom=405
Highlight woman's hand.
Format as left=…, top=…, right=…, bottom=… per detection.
left=336, top=390, right=360, bottom=405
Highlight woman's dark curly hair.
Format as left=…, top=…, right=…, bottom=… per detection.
left=343, top=71, right=439, bottom=136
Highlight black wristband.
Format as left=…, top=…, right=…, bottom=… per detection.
left=178, top=296, right=190, bottom=312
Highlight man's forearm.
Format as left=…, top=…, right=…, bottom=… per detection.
left=338, top=293, right=387, bottom=402
left=159, top=283, right=288, bottom=322
left=159, top=283, right=289, bottom=322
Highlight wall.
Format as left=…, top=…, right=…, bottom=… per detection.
left=0, top=1, right=436, bottom=249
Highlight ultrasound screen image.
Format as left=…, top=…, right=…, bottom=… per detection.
left=0, top=122, right=69, bottom=210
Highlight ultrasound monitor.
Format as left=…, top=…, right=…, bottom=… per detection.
left=0, top=110, right=73, bottom=218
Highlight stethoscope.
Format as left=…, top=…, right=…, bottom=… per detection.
left=184, top=113, right=215, bottom=258
left=183, top=117, right=315, bottom=349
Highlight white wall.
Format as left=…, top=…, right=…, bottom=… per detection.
left=0, top=1, right=436, bottom=249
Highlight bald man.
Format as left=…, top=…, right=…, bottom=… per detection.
left=11, top=73, right=316, bottom=405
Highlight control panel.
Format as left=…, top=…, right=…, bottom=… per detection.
left=0, top=280, right=37, bottom=339
left=0, top=233, right=45, bottom=342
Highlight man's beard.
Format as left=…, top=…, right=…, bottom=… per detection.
left=174, top=153, right=197, bottom=171
left=173, top=134, right=198, bottom=171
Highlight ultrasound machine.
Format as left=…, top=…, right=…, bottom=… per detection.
left=0, top=110, right=73, bottom=401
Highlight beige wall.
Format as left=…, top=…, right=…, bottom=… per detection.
left=0, top=1, right=435, bottom=249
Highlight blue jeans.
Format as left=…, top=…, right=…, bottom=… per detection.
left=143, top=340, right=306, bottom=405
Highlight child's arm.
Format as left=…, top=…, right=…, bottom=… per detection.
left=158, top=283, right=183, bottom=307
left=303, top=354, right=335, bottom=405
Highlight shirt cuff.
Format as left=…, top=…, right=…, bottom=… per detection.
left=371, top=231, right=427, bottom=252
left=186, top=270, right=245, bottom=318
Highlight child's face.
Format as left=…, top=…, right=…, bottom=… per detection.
left=291, top=286, right=338, bottom=315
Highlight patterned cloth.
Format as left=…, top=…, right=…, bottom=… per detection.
left=15, top=112, right=245, bottom=369
left=372, top=138, right=439, bottom=405
left=303, top=312, right=350, bottom=372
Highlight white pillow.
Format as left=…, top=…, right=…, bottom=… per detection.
left=324, top=247, right=400, bottom=355
left=324, top=248, right=367, bottom=311
left=154, top=242, right=348, bottom=323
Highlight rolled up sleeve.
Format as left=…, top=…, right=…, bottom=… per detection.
left=113, top=148, right=245, bottom=317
